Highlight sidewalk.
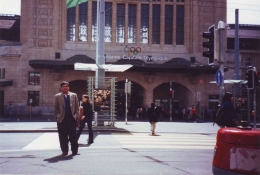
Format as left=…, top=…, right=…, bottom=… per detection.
left=0, top=117, right=221, bottom=134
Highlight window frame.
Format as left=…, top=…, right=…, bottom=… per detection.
left=28, top=72, right=40, bottom=85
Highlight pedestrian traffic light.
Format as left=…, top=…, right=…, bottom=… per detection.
left=254, top=71, right=259, bottom=87
left=202, top=25, right=215, bottom=64
left=246, top=69, right=254, bottom=89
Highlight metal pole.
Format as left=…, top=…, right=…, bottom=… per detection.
left=95, top=0, right=105, bottom=89
left=170, top=81, right=172, bottom=121
left=234, top=9, right=240, bottom=99
left=218, top=21, right=225, bottom=103
left=125, top=79, right=128, bottom=124
left=254, top=88, right=256, bottom=128
left=234, top=9, right=240, bottom=80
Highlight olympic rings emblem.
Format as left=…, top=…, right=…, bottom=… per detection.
left=124, top=46, right=142, bottom=55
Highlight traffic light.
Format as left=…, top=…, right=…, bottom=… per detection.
left=170, top=88, right=172, bottom=98
left=254, top=71, right=259, bottom=87
left=246, top=69, right=254, bottom=89
left=203, top=25, right=215, bottom=64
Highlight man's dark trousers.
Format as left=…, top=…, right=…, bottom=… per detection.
left=57, top=117, right=78, bottom=154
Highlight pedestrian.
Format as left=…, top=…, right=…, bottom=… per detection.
left=54, top=81, right=79, bottom=156
left=191, top=105, right=197, bottom=122
left=221, top=92, right=239, bottom=127
left=147, top=102, right=159, bottom=136
left=76, top=94, right=94, bottom=144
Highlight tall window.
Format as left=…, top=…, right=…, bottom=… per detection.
left=79, top=2, right=88, bottom=41
left=116, top=4, right=125, bottom=43
left=152, top=4, right=160, bottom=44
left=92, top=2, right=97, bottom=42
left=141, top=4, right=149, bottom=44
left=165, top=5, right=173, bottom=45
left=105, top=2, right=112, bottom=42
left=128, top=4, right=137, bottom=43
left=28, top=91, right=39, bottom=106
left=28, top=72, right=40, bottom=85
left=176, top=5, right=184, bottom=45
left=66, top=7, right=76, bottom=41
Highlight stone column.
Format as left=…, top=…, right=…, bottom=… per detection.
left=75, top=6, right=79, bottom=43
left=136, top=3, right=141, bottom=44
left=125, top=4, right=128, bottom=45
left=148, top=3, right=152, bottom=46
left=144, top=88, right=153, bottom=107
left=160, top=1, right=165, bottom=47
left=87, top=1, right=92, bottom=44
left=111, top=0, right=117, bottom=45
left=173, top=4, right=176, bottom=47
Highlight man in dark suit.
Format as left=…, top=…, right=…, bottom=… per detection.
left=54, top=81, right=79, bottom=156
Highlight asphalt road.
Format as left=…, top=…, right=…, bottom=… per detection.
left=0, top=132, right=216, bottom=175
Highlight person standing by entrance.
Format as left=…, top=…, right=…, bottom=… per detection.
left=76, top=95, right=94, bottom=144
left=147, top=102, right=159, bottom=135
left=191, top=105, right=197, bottom=122
left=54, top=81, right=79, bottom=156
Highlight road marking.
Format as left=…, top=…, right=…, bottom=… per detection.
left=20, top=133, right=216, bottom=151
left=22, top=133, right=60, bottom=150
left=113, top=133, right=216, bottom=149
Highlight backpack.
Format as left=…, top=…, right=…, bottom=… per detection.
left=213, top=106, right=223, bottom=127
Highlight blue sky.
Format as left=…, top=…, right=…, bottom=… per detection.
left=0, top=0, right=259, bottom=25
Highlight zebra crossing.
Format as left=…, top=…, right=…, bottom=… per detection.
left=113, top=133, right=216, bottom=149
left=20, top=132, right=216, bottom=151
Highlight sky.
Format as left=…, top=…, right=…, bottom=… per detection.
left=0, top=0, right=259, bottom=25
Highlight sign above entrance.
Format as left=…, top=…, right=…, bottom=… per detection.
left=74, top=63, right=133, bottom=72
left=106, top=55, right=168, bottom=62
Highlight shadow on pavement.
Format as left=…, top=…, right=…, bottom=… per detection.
left=78, top=143, right=91, bottom=147
left=44, top=154, right=74, bottom=163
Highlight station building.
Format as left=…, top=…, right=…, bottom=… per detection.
left=2, top=0, right=257, bottom=120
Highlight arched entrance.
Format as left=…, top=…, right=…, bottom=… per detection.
left=115, top=81, right=144, bottom=120
left=69, top=80, right=87, bottom=101
left=153, top=82, right=192, bottom=120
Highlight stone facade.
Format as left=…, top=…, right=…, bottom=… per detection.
left=1, top=0, right=229, bottom=116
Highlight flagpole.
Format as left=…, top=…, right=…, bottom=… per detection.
left=95, top=0, right=105, bottom=89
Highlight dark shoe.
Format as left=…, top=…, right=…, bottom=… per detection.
left=72, top=152, right=80, bottom=156
left=88, top=141, right=93, bottom=144
left=61, top=152, right=68, bottom=156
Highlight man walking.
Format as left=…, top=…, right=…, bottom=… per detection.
left=54, top=81, right=79, bottom=156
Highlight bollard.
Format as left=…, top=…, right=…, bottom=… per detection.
left=212, top=121, right=260, bottom=175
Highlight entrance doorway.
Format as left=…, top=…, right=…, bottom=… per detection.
left=153, top=82, right=192, bottom=120
left=115, top=81, right=144, bottom=120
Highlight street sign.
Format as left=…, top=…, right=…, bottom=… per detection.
left=215, top=70, right=222, bottom=86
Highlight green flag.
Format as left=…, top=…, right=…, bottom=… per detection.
left=66, top=0, right=89, bottom=8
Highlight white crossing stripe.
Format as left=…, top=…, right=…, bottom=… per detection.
left=22, top=133, right=60, bottom=150
left=21, top=133, right=216, bottom=151
left=113, top=133, right=216, bottom=149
